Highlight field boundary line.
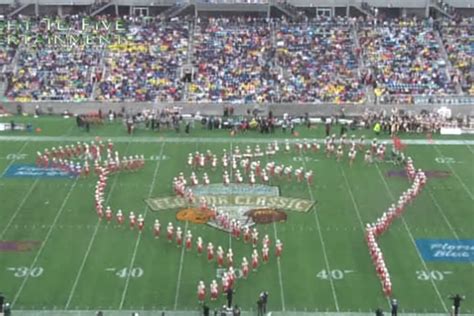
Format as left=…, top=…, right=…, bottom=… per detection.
left=9, top=310, right=474, bottom=316
left=0, top=178, right=39, bottom=240
left=432, top=145, right=474, bottom=200
left=12, top=178, right=79, bottom=307
left=0, top=141, right=28, bottom=177
left=373, top=164, right=448, bottom=312
left=65, top=141, right=132, bottom=309
left=119, top=141, right=166, bottom=309
left=1, top=135, right=474, bottom=146
left=300, top=152, right=340, bottom=312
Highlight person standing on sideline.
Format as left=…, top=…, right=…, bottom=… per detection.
left=259, top=291, right=268, bottom=314
left=257, top=298, right=264, bottom=316
left=449, top=294, right=465, bottom=315
left=226, top=287, right=234, bottom=308
left=390, top=299, right=398, bottom=316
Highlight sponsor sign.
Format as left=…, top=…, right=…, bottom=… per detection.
left=3, top=164, right=75, bottom=178
left=416, top=239, right=474, bottom=263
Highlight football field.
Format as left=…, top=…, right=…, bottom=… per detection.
left=0, top=117, right=473, bottom=315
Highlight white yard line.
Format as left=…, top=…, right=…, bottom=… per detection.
left=0, top=178, right=39, bottom=240
left=339, top=165, right=391, bottom=308
left=373, top=164, right=448, bottom=312
left=1, top=135, right=474, bottom=145
left=174, top=141, right=200, bottom=310
left=12, top=179, right=79, bottom=307
left=263, top=148, right=287, bottom=312
left=272, top=222, right=286, bottom=312
left=432, top=145, right=474, bottom=200
left=173, top=220, right=189, bottom=310
left=300, top=154, right=340, bottom=312
left=118, top=142, right=166, bottom=310
left=0, top=141, right=28, bottom=177
left=466, top=144, right=474, bottom=155
left=64, top=142, right=132, bottom=309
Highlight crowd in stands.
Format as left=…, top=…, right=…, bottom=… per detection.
left=276, top=17, right=364, bottom=103
left=440, top=18, right=474, bottom=95
left=359, top=18, right=457, bottom=104
left=0, top=15, right=472, bottom=104
left=97, top=17, right=190, bottom=102
left=190, top=17, right=278, bottom=103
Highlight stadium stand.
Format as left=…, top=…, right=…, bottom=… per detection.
left=0, top=9, right=472, bottom=105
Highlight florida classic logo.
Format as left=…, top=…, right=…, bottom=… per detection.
left=145, top=183, right=314, bottom=232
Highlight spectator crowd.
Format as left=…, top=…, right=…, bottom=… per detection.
left=0, top=15, right=472, bottom=104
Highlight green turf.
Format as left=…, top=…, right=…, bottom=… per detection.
left=0, top=117, right=473, bottom=314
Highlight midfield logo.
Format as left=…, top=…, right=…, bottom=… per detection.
left=146, top=183, right=315, bottom=232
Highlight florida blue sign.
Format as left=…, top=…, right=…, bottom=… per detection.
left=416, top=239, right=474, bottom=263
left=3, top=164, right=76, bottom=178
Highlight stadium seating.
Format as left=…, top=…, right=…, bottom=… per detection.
left=276, top=17, right=364, bottom=104
left=1, top=15, right=471, bottom=104
left=359, top=19, right=457, bottom=104
left=189, top=17, right=278, bottom=103
left=440, top=18, right=473, bottom=95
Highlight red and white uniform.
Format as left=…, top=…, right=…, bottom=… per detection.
left=137, top=214, right=144, bottom=231
left=262, top=244, right=269, bottom=263
left=275, top=239, right=283, bottom=257
left=197, top=237, right=203, bottom=255
left=251, top=228, right=259, bottom=248
left=217, top=246, right=224, bottom=267
left=252, top=249, right=259, bottom=270
left=210, top=280, right=219, bottom=300
left=226, top=249, right=233, bottom=267
left=262, top=234, right=270, bottom=248
left=167, top=223, right=174, bottom=242
left=305, top=171, right=313, bottom=184
left=221, top=273, right=229, bottom=292
left=153, top=219, right=161, bottom=238
left=116, top=210, right=124, bottom=225
left=176, top=227, right=183, bottom=247
left=207, top=242, right=214, bottom=261
left=197, top=281, right=206, bottom=302
left=105, top=206, right=113, bottom=222
left=129, top=212, right=136, bottom=229
left=243, top=226, right=251, bottom=243
left=241, top=257, right=249, bottom=278
left=185, top=230, right=192, bottom=251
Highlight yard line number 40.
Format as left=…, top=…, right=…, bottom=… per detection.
left=316, top=269, right=353, bottom=280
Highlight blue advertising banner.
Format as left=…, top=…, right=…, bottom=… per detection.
left=416, top=239, right=474, bottom=263
left=3, top=164, right=76, bottom=178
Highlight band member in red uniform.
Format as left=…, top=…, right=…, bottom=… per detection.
left=116, top=210, right=124, bottom=225
left=176, top=227, right=183, bottom=247
left=275, top=239, right=283, bottom=257
left=105, top=206, right=113, bottom=222
left=207, top=242, right=214, bottom=261
left=167, top=222, right=174, bottom=242
left=197, top=236, right=203, bottom=255
left=153, top=219, right=161, bottom=238
left=185, top=230, right=192, bottom=251
left=137, top=214, right=144, bottom=231
left=129, top=211, right=136, bottom=229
